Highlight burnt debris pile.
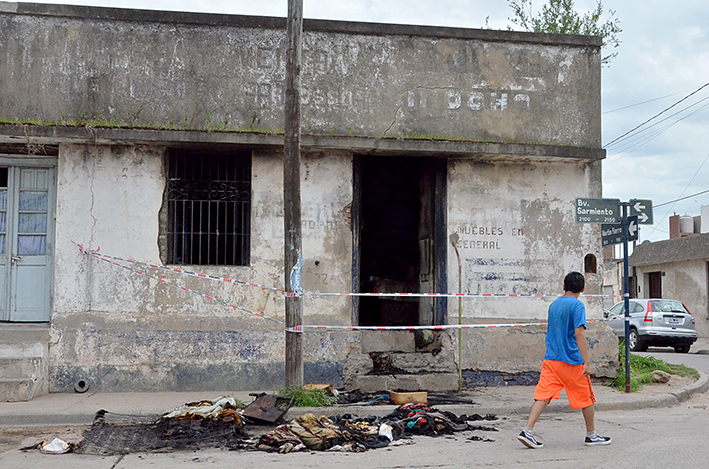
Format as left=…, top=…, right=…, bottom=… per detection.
left=79, top=397, right=246, bottom=455
left=76, top=397, right=497, bottom=455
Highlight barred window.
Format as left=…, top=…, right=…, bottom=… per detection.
left=166, top=149, right=251, bottom=265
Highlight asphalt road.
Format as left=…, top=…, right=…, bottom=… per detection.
left=636, top=346, right=709, bottom=374
left=3, top=390, right=708, bottom=468
left=3, top=350, right=707, bottom=468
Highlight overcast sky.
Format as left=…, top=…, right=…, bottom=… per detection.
left=15, top=0, right=709, bottom=244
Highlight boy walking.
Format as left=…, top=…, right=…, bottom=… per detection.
left=518, top=271, right=611, bottom=448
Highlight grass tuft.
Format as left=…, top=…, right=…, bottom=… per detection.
left=611, top=342, right=699, bottom=392
left=279, top=387, right=338, bottom=407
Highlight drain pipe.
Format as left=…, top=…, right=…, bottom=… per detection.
left=449, top=233, right=463, bottom=392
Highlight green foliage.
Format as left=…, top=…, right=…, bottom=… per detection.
left=280, top=387, right=338, bottom=407
left=507, top=0, right=622, bottom=64
left=611, top=342, right=699, bottom=392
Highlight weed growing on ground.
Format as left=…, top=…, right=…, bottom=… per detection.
left=279, top=387, right=338, bottom=407
left=611, top=342, right=699, bottom=392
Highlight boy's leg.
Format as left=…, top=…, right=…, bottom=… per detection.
left=526, top=398, right=551, bottom=429
left=581, top=403, right=595, bottom=432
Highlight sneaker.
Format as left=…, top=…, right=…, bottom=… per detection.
left=585, top=434, right=612, bottom=446
left=518, top=430, right=543, bottom=449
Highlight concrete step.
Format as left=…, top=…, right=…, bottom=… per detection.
left=0, top=323, right=49, bottom=401
left=0, top=323, right=49, bottom=343
left=0, top=357, right=44, bottom=380
left=0, top=378, right=38, bottom=402
left=353, top=372, right=459, bottom=393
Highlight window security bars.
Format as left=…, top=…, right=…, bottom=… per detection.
left=167, top=150, right=251, bottom=266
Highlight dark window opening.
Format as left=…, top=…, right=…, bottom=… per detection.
left=166, top=149, right=251, bottom=266
left=584, top=253, right=597, bottom=274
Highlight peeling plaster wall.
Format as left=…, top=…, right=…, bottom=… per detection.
left=50, top=145, right=354, bottom=392
left=461, top=322, right=618, bottom=380
left=0, top=3, right=600, bottom=147
left=0, top=4, right=612, bottom=390
left=636, top=261, right=709, bottom=337
left=447, top=158, right=604, bottom=321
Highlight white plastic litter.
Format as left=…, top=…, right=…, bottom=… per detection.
left=40, top=438, right=71, bottom=454
left=378, top=423, right=394, bottom=441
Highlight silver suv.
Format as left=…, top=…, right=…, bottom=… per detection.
left=603, top=298, right=698, bottom=353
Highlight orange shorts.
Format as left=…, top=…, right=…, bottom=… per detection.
left=534, top=360, right=596, bottom=409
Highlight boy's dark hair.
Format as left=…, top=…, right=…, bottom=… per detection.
left=564, top=271, right=585, bottom=293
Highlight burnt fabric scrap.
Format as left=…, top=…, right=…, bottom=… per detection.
left=79, top=397, right=245, bottom=455
left=256, top=404, right=496, bottom=453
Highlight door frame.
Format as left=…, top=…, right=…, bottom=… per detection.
left=0, top=153, right=58, bottom=323
left=351, top=154, right=447, bottom=326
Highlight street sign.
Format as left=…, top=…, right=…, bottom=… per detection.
left=627, top=215, right=638, bottom=242
left=575, top=198, right=621, bottom=224
left=601, top=224, right=623, bottom=247
left=601, top=215, right=638, bottom=246
left=629, top=198, right=653, bottom=224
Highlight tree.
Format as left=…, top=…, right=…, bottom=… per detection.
left=507, top=0, right=621, bottom=65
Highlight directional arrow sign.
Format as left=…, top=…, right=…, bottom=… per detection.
left=575, top=198, right=621, bottom=224
left=627, top=215, right=639, bottom=241
left=629, top=198, right=653, bottom=225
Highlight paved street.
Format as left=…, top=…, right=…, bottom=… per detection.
left=2, top=344, right=708, bottom=468
left=637, top=346, right=709, bottom=374
left=1, top=389, right=707, bottom=468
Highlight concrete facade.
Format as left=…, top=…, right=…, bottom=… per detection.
left=0, top=3, right=617, bottom=397
left=633, top=259, right=708, bottom=337
left=631, top=234, right=709, bottom=338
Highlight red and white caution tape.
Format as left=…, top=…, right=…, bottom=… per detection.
left=286, top=322, right=549, bottom=333
left=77, top=245, right=284, bottom=325
left=75, top=245, right=614, bottom=300
left=76, top=245, right=287, bottom=295
left=286, top=319, right=601, bottom=333
left=77, top=244, right=613, bottom=333
left=310, top=292, right=613, bottom=299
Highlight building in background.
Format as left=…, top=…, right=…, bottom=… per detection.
left=625, top=206, right=709, bottom=337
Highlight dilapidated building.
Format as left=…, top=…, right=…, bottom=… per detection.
left=0, top=2, right=617, bottom=400
left=630, top=234, right=709, bottom=338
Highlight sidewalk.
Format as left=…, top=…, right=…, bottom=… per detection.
left=1, top=373, right=707, bottom=428
left=2, top=341, right=708, bottom=428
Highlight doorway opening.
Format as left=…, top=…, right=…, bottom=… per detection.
left=648, top=271, right=662, bottom=298
left=354, top=155, right=446, bottom=327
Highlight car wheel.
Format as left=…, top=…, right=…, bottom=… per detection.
left=674, top=344, right=691, bottom=354
left=628, top=329, right=647, bottom=352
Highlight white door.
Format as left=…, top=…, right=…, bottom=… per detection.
left=0, top=166, right=56, bottom=322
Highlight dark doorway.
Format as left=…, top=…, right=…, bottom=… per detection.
left=648, top=271, right=662, bottom=298
left=353, top=155, right=446, bottom=326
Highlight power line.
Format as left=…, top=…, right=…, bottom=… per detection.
left=654, top=188, right=709, bottom=208
left=604, top=99, right=709, bottom=163
left=642, top=152, right=709, bottom=241
left=604, top=82, right=709, bottom=148
left=602, top=88, right=695, bottom=115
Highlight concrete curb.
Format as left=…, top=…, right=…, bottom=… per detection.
left=672, top=371, right=709, bottom=403
left=1, top=373, right=707, bottom=427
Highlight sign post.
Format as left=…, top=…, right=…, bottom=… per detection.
left=576, top=198, right=651, bottom=393
left=621, top=203, right=631, bottom=393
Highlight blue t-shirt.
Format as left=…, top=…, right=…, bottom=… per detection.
left=544, top=295, right=586, bottom=365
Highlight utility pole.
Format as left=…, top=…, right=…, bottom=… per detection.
left=284, top=0, right=303, bottom=388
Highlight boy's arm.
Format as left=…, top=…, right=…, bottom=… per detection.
left=574, top=325, right=591, bottom=376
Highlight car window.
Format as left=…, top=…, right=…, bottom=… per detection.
left=631, top=302, right=645, bottom=313
left=650, top=300, right=687, bottom=313
left=609, top=303, right=625, bottom=315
